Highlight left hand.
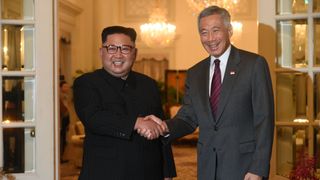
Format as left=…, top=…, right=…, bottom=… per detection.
left=244, top=172, right=262, bottom=180
left=134, top=117, right=163, bottom=140
left=145, top=114, right=169, bottom=133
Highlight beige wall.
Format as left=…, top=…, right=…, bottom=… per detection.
left=73, top=0, right=94, bottom=74
left=59, top=0, right=94, bottom=80
left=63, top=0, right=259, bottom=78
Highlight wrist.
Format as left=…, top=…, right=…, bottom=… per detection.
left=163, top=122, right=170, bottom=137
left=134, top=117, right=142, bottom=130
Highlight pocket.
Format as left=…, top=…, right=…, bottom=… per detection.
left=239, top=140, right=256, bottom=154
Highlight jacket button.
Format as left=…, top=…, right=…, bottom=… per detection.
left=213, top=148, right=216, bottom=152
left=214, top=126, right=218, bottom=131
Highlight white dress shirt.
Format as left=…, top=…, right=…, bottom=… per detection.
left=209, top=45, right=231, bottom=96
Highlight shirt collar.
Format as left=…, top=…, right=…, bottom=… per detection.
left=210, top=45, right=231, bottom=67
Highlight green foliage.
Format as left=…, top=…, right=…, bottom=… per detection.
left=157, top=81, right=184, bottom=118
left=157, top=81, right=183, bottom=105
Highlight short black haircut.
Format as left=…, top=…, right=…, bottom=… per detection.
left=101, top=26, right=137, bottom=44
left=60, top=80, right=67, bottom=88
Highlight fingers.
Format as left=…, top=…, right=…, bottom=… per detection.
left=144, top=115, right=168, bottom=133
left=135, top=116, right=166, bottom=140
left=243, top=173, right=262, bottom=180
left=145, top=115, right=163, bottom=125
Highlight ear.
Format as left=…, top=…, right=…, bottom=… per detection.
left=133, top=48, right=138, bottom=62
left=228, top=26, right=233, bottom=38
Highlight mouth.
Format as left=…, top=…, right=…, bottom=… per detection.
left=207, top=43, right=219, bottom=52
left=112, top=60, right=124, bottom=66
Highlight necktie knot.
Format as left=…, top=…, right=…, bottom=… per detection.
left=214, top=59, right=220, bottom=66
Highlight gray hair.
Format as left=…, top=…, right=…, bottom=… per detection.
left=197, top=5, right=232, bottom=32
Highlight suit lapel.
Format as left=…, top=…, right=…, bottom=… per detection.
left=215, top=46, right=241, bottom=122
left=198, top=57, right=216, bottom=126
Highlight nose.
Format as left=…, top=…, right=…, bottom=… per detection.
left=207, top=31, right=216, bottom=42
left=114, top=48, right=123, bottom=57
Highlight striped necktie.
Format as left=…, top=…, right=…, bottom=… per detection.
left=210, top=59, right=221, bottom=117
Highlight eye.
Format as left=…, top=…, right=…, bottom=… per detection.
left=107, top=46, right=117, bottom=52
left=213, top=29, right=219, bottom=33
left=200, top=31, right=208, bottom=36
left=121, top=46, right=131, bottom=53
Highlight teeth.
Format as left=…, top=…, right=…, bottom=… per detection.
left=209, top=44, right=218, bottom=48
left=113, top=61, right=123, bottom=65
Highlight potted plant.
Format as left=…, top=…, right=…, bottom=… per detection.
left=289, top=151, right=319, bottom=180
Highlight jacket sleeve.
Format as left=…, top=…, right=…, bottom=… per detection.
left=150, top=80, right=177, bottom=178
left=162, top=142, right=177, bottom=177
left=165, top=71, right=199, bottom=142
left=73, top=74, right=136, bottom=140
left=248, top=57, right=275, bottom=177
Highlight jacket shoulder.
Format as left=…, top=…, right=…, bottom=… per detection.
left=237, top=48, right=265, bottom=61
left=131, top=71, right=157, bottom=84
left=74, top=69, right=102, bottom=85
left=188, top=57, right=210, bottom=73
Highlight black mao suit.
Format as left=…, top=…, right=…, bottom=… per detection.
left=165, top=45, right=274, bottom=179
left=73, top=69, right=176, bottom=180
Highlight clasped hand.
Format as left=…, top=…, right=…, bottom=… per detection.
left=134, top=115, right=168, bottom=140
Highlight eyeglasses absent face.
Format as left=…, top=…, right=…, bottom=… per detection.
left=199, top=14, right=232, bottom=57
left=102, top=45, right=134, bottom=54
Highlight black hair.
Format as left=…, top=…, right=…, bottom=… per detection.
left=101, top=26, right=137, bottom=43
left=60, top=80, right=67, bottom=88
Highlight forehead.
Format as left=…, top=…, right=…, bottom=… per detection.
left=105, top=33, right=133, bottom=45
left=199, top=14, right=225, bottom=30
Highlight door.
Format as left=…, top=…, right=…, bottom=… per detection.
left=259, top=0, right=320, bottom=179
left=0, top=0, right=55, bottom=179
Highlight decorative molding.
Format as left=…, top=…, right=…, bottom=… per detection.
left=186, top=0, right=256, bottom=20
left=59, top=0, right=82, bottom=16
left=59, top=0, right=83, bottom=28
left=118, top=0, right=175, bottom=22
left=232, top=0, right=256, bottom=20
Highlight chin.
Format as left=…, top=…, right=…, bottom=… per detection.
left=211, top=50, right=223, bottom=57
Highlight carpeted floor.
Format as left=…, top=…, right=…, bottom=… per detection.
left=61, top=142, right=197, bottom=180
left=171, top=143, right=197, bottom=180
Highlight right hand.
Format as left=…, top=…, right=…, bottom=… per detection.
left=145, top=114, right=169, bottom=133
left=134, top=117, right=164, bottom=140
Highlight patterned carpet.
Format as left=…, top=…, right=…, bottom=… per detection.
left=61, top=142, right=197, bottom=180
left=171, top=142, right=197, bottom=180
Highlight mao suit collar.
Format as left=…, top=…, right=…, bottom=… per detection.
left=98, top=68, right=137, bottom=91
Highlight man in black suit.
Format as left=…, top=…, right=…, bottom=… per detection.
left=73, top=26, right=176, bottom=180
left=142, top=6, right=274, bottom=180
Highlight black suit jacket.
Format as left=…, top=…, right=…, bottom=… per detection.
left=73, top=69, right=176, bottom=180
left=166, top=46, right=274, bottom=179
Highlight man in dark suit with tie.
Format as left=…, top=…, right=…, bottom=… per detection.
left=141, top=5, right=274, bottom=180
left=73, top=26, right=176, bottom=180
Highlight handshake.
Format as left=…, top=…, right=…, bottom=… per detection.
left=134, top=115, right=169, bottom=140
